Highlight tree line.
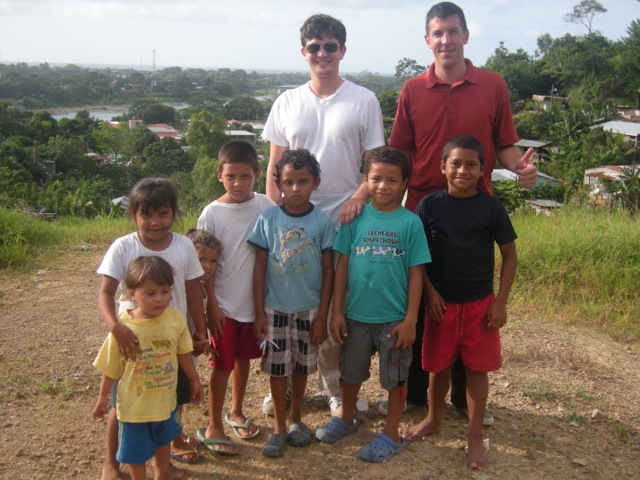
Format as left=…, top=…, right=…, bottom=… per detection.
left=0, top=1, right=638, bottom=217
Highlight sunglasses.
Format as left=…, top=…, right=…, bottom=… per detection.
left=305, top=42, right=341, bottom=54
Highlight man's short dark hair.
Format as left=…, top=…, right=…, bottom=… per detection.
left=426, top=2, right=468, bottom=33
left=365, top=146, right=411, bottom=180
left=217, top=140, right=260, bottom=172
left=300, top=14, right=347, bottom=46
left=441, top=134, right=485, bottom=166
left=274, top=148, right=321, bottom=181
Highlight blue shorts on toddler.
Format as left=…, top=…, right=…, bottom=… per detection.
left=116, top=406, right=182, bottom=464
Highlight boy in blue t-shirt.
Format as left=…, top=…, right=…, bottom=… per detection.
left=249, top=149, right=335, bottom=457
left=315, top=146, right=430, bottom=462
left=406, top=134, right=518, bottom=470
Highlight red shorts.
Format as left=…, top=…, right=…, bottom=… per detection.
left=422, top=294, right=501, bottom=373
left=210, top=317, right=262, bottom=372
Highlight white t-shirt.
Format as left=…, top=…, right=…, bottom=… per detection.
left=262, top=79, right=385, bottom=228
left=197, top=194, right=275, bottom=323
left=97, top=232, right=204, bottom=317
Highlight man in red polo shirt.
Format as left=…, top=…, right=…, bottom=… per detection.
left=387, top=1, right=537, bottom=425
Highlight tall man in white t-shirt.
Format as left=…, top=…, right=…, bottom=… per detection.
left=262, top=13, right=385, bottom=416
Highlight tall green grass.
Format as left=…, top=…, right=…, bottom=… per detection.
left=2, top=207, right=639, bottom=341
left=511, top=207, right=640, bottom=341
left=0, top=208, right=199, bottom=268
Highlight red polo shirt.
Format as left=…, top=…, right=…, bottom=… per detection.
left=389, top=59, right=519, bottom=211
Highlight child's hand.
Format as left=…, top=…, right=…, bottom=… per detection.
left=112, top=323, right=141, bottom=361
left=206, top=343, right=219, bottom=363
left=310, top=316, right=327, bottom=345
left=189, top=379, right=203, bottom=405
left=487, top=299, right=507, bottom=329
left=329, top=312, right=347, bottom=344
left=425, top=284, right=446, bottom=321
left=192, top=332, right=213, bottom=357
left=253, top=312, right=267, bottom=342
left=92, top=396, right=109, bottom=422
left=208, top=307, right=225, bottom=340
left=387, top=319, right=416, bottom=350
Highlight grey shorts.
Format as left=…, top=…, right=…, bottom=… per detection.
left=340, top=319, right=412, bottom=391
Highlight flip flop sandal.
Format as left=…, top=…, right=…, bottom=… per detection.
left=315, top=416, right=359, bottom=443
left=195, top=428, right=241, bottom=455
left=170, top=448, right=205, bottom=464
left=358, top=433, right=407, bottom=462
left=287, top=422, right=312, bottom=447
left=262, top=433, right=289, bottom=458
left=224, top=412, right=261, bottom=439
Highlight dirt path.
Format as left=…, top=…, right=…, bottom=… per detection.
left=1, top=242, right=639, bottom=479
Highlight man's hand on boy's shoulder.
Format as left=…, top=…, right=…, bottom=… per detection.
left=339, top=197, right=366, bottom=225
left=388, top=319, right=416, bottom=350
left=487, top=299, right=508, bottom=330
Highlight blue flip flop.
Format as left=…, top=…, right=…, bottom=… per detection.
left=195, top=428, right=240, bottom=455
left=224, top=413, right=261, bottom=439
left=315, top=416, right=359, bottom=443
left=358, top=433, right=407, bottom=462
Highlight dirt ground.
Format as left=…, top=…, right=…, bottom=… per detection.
left=1, top=241, right=639, bottom=480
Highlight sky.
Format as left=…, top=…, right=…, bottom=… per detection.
left=0, top=0, right=636, bottom=75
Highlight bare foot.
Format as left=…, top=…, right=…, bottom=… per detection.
left=171, top=435, right=201, bottom=462
left=467, top=433, right=489, bottom=470
left=402, top=417, right=441, bottom=442
left=100, top=460, right=122, bottom=480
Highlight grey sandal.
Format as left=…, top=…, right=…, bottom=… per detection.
left=262, top=433, right=289, bottom=457
left=287, top=422, right=312, bottom=447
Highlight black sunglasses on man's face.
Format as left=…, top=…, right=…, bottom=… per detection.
left=305, top=42, right=340, bottom=54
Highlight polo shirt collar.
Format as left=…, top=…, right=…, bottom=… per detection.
left=424, top=59, right=478, bottom=88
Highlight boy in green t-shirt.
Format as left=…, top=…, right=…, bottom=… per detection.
left=315, top=146, right=431, bottom=462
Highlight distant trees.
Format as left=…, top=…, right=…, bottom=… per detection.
left=2, top=7, right=640, bottom=217
left=484, top=43, right=548, bottom=103
left=186, top=110, right=228, bottom=159
left=394, top=58, right=426, bottom=85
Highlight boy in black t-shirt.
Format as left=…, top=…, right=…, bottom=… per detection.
left=407, top=134, right=518, bottom=470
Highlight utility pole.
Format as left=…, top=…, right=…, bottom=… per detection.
left=151, top=49, right=157, bottom=88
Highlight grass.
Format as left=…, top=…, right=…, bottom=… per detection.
left=0, top=209, right=200, bottom=269
left=510, top=206, right=640, bottom=342
left=532, top=437, right=547, bottom=451
left=520, top=380, right=559, bottom=403
left=567, top=411, right=586, bottom=425
left=2, top=206, right=639, bottom=341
